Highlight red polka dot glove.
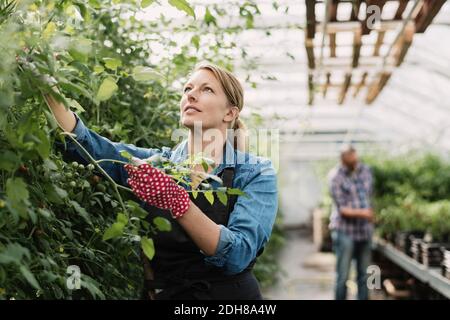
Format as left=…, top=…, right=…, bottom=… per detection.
left=124, top=163, right=191, bottom=219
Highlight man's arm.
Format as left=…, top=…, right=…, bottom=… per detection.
left=340, top=207, right=374, bottom=221
left=330, top=173, right=373, bottom=222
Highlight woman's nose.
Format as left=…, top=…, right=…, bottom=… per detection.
left=187, top=89, right=198, bottom=102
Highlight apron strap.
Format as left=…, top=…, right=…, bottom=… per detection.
left=221, top=167, right=235, bottom=188
left=220, top=168, right=237, bottom=225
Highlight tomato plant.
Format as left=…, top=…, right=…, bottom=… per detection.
left=0, top=0, right=284, bottom=299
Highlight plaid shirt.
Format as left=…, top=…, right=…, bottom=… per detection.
left=328, top=163, right=374, bottom=241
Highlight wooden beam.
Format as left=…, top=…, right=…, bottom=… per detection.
left=366, top=72, right=391, bottom=104
left=305, top=37, right=316, bottom=69
left=306, top=0, right=316, bottom=39
left=338, top=73, right=352, bottom=105
left=362, top=0, right=387, bottom=35
left=415, top=0, right=446, bottom=33
left=353, top=72, right=368, bottom=98
left=323, top=72, right=331, bottom=98
left=329, top=0, right=338, bottom=22
left=352, top=26, right=362, bottom=68
left=373, top=30, right=385, bottom=56
left=350, top=0, right=362, bottom=21
left=319, top=55, right=397, bottom=68
left=394, top=0, right=409, bottom=20
left=393, top=21, right=415, bottom=66
left=317, top=20, right=402, bottom=34
left=329, top=33, right=336, bottom=58
left=308, top=73, right=314, bottom=105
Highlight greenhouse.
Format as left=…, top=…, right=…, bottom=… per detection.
left=0, top=0, right=450, bottom=303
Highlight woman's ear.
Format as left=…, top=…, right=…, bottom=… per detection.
left=223, top=106, right=239, bottom=123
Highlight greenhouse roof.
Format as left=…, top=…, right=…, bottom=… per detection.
left=142, top=1, right=450, bottom=158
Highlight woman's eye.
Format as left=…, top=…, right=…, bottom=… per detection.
left=183, top=87, right=191, bottom=93
left=204, top=87, right=213, bottom=93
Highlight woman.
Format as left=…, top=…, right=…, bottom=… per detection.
left=44, top=62, right=278, bottom=300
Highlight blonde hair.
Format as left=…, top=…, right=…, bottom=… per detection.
left=193, top=62, right=247, bottom=152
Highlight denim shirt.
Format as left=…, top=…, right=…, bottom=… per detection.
left=61, top=113, right=278, bottom=275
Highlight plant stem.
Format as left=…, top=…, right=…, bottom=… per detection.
left=95, top=159, right=129, bottom=166
left=60, top=132, right=128, bottom=215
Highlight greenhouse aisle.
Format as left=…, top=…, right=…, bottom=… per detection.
left=262, top=229, right=336, bottom=300
left=262, top=228, right=386, bottom=300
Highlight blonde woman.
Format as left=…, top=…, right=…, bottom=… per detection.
left=44, top=62, right=278, bottom=300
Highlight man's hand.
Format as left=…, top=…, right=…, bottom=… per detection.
left=360, top=208, right=374, bottom=222
left=340, top=207, right=375, bottom=222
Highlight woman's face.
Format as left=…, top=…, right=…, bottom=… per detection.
left=180, top=69, right=237, bottom=131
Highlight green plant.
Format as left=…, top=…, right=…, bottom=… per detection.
left=364, top=152, right=450, bottom=242
left=253, top=203, right=285, bottom=289
left=0, top=0, right=286, bottom=299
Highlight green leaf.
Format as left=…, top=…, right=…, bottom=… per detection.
left=120, top=150, right=133, bottom=160
left=227, top=188, right=247, bottom=197
left=38, top=208, right=53, bottom=220
left=116, top=212, right=128, bottom=225
left=44, top=183, right=66, bottom=205
left=0, top=243, right=30, bottom=264
left=102, top=222, right=125, bottom=241
left=6, top=178, right=29, bottom=204
left=191, top=35, right=200, bottom=50
left=69, top=200, right=92, bottom=225
left=103, top=58, right=122, bottom=71
left=141, top=236, right=155, bottom=260
left=128, top=202, right=149, bottom=219
left=43, top=21, right=57, bottom=40
left=0, top=151, right=19, bottom=171
left=20, top=266, right=41, bottom=290
left=80, top=275, right=105, bottom=299
left=153, top=217, right=172, bottom=232
left=68, top=38, right=92, bottom=62
left=35, top=129, right=50, bottom=159
left=201, top=159, right=209, bottom=172
left=43, top=159, right=58, bottom=171
left=93, top=65, right=104, bottom=74
left=192, top=189, right=198, bottom=199
left=95, top=77, right=118, bottom=102
left=217, top=191, right=228, bottom=206
left=141, top=0, right=154, bottom=8
left=204, top=7, right=216, bottom=26
left=68, top=98, right=85, bottom=113
left=131, top=66, right=161, bottom=82
left=59, top=80, right=92, bottom=99
left=204, top=190, right=214, bottom=205
left=168, top=0, right=195, bottom=18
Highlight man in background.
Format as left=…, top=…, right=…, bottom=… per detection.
left=328, top=145, right=374, bottom=300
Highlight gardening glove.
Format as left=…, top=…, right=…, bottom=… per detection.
left=124, top=163, right=191, bottom=219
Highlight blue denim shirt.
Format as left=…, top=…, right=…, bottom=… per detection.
left=62, top=113, right=278, bottom=275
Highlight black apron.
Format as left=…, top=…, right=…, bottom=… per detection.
left=141, top=167, right=263, bottom=300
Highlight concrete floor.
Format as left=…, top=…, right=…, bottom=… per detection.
left=262, top=228, right=385, bottom=300
left=262, top=228, right=336, bottom=300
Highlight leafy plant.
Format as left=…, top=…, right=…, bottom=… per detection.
left=364, top=152, right=450, bottom=242
left=0, top=0, right=284, bottom=299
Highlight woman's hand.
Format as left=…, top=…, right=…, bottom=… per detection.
left=124, top=163, right=191, bottom=219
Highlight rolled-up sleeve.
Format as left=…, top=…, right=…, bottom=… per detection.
left=57, top=112, right=166, bottom=186
left=204, top=159, right=278, bottom=275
